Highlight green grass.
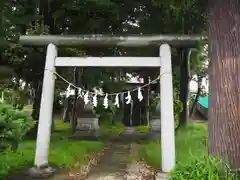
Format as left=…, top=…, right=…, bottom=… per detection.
left=0, top=120, right=104, bottom=178
left=100, top=123, right=126, bottom=138
left=135, top=125, right=151, bottom=134
left=139, top=123, right=208, bottom=169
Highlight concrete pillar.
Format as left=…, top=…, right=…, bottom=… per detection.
left=34, top=43, right=57, bottom=167
left=160, top=43, right=175, bottom=172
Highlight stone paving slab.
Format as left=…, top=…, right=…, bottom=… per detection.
left=85, top=143, right=130, bottom=180
left=125, top=144, right=155, bottom=180
left=86, top=127, right=155, bottom=180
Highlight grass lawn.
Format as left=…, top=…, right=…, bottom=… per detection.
left=100, top=123, right=126, bottom=139
left=0, top=120, right=104, bottom=178
left=139, top=122, right=208, bottom=169
left=135, top=125, right=151, bottom=134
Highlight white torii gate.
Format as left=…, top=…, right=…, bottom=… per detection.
left=20, top=34, right=205, bottom=176
left=34, top=43, right=175, bottom=174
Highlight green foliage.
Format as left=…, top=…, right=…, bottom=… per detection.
left=139, top=123, right=208, bottom=169
left=169, top=157, right=240, bottom=180
left=139, top=140, right=161, bottom=169
left=27, top=21, right=50, bottom=35
left=190, top=43, right=208, bottom=78
left=173, top=91, right=183, bottom=124
left=100, top=123, right=125, bottom=138
left=1, top=88, right=29, bottom=110
left=138, top=123, right=240, bottom=179
left=172, top=73, right=183, bottom=123
left=135, top=125, right=150, bottom=133
left=94, top=97, right=122, bottom=125
left=95, top=106, right=115, bottom=125
left=1, top=0, right=208, bottom=131
left=0, top=67, right=15, bottom=89
left=0, top=102, right=35, bottom=151
left=0, top=121, right=103, bottom=179
left=174, top=99, right=183, bottom=124
left=149, top=94, right=159, bottom=119
left=150, top=94, right=182, bottom=125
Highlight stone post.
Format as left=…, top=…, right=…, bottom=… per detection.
left=160, top=44, right=175, bottom=172
left=29, top=43, right=57, bottom=177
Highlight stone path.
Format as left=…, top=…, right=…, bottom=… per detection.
left=85, top=142, right=130, bottom=180
left=85, top=127, right=141, bottom=180
left=85, top=143, right=156, bottom=180
left=84, top=127, right=156, bottom=180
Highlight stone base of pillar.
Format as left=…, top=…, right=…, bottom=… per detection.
left=156, top=172, right=168, bottom=180
left=27, top=165, right=56, bottom=178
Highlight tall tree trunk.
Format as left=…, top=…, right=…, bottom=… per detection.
left=39, top=0, right=55, bottom=33
left=63, top=97, right=71, bottom=123
left=27, top=80, right=42, bottom=138
left=31, top=80, right=55, bottom=133
left=208, top=0, right=240, bottom=169
left=31, top=81, right=42, bottom=120
left=21, top=0, right=36, bottom=34
left=179, top=48, right=190, bottom=126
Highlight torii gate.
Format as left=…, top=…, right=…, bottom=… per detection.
left=19, top=34, right=205, bottom=175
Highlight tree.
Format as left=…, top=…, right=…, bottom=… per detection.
left=189, top=44, right=208, bottom=117
left=0, top=0, right=209, bottom=130
left=208, top=0, right=240, bottom=169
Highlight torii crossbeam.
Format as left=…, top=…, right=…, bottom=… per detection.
left=19, top=34, right=206, bottom=47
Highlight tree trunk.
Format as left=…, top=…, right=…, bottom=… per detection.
left=63, top=97, right=71, bottom=123
left=27, top=80, right=42, bottom=138
left=31, top=81, right=42, bottom=120
left=39, top=0, right=55, bottom=33
left=179, top=48, right=190, bottom=126
left=208, top=0, right=240, bottom=169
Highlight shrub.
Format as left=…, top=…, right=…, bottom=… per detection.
left=0, top=122, right=104, bottom=179
left=173, top=99, right=183, bottom=123
left=169, top=157, right=240, bottom=180
left=150, top=96, right=182, bottom=123
left=0, top=102, right=35, bottom=151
